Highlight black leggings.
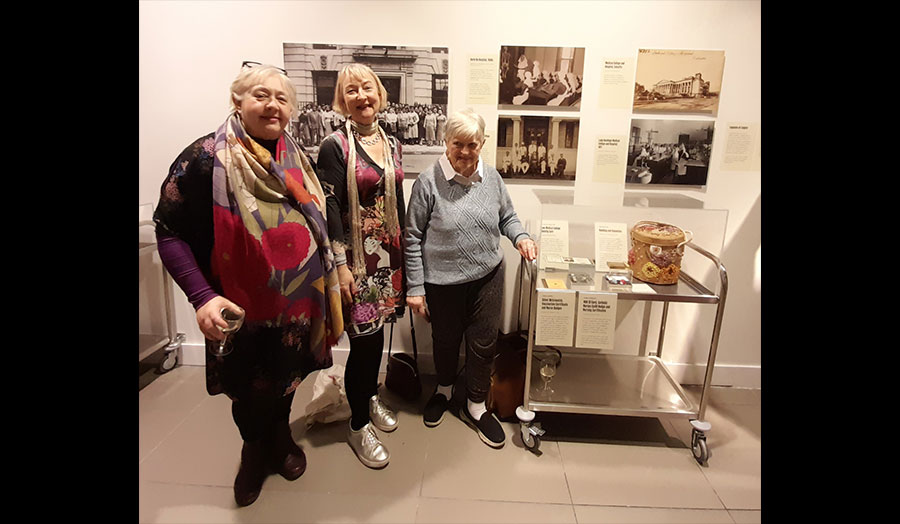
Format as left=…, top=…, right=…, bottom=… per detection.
left=344, top=329, right=385, bottom=430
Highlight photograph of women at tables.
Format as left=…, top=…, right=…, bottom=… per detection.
left=625, top=118, right=714, bottom=187
left=498, top=45, right=584, bottom=109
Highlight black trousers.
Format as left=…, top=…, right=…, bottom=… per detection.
left=344, top=329, right=385, bottom=430
left=232, top=390, right=294, bottom=443
left=425, top=263, right=503, bottom=403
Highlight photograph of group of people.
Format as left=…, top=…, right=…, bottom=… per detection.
left=283, top=42, right=449, bottom=173
left=495, top=116, right=578, bottom=181
left=498, top=45, right=585, bottom=109
left=290, top=103, right=447, bottom=149
left=625, top=118, right=714, bottom=186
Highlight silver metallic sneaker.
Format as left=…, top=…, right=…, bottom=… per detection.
left=368, top=394, right=399, bottom=432
left=347, top=422, right=390, bottom=469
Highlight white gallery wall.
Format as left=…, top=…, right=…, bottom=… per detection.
left=139, top=1, right=761, bottom=387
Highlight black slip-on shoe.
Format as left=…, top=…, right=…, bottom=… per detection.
left=423, top=392, right=449, bottom=427
left=460, top=405, right=506, bottom=448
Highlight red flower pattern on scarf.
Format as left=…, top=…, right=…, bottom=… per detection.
left=262, top=222, right=312, bottom=271
left=212, top=207, right=289, bottom=322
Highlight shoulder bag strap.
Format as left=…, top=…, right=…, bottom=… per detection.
left=409, top=314, right=418, bottom=361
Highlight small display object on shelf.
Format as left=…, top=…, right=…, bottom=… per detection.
left=628, top=221, right=692, bottom=285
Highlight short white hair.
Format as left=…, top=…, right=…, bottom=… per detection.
left=229, top=64, right=297, bottom=116
left=443, top=109, right=485, bottom=144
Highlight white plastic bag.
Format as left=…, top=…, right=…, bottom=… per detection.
left=304, top=364, right=351, bottom=428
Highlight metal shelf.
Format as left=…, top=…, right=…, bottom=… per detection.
left=527, top=351, right=695, bottom=418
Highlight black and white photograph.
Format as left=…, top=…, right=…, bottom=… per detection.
left=625, top=118, right=715, bottom=187
left=283, top=43, right=449, bottom=174
left=633, top=49, right=725, bottom=116
left=495, top=115, right=579, bottom=180
left=498, top=46, right=584, bottom=110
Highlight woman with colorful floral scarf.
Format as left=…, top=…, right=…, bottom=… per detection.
left=153, top=62, right=343, bottom=507
left=316, top=64, right=406, bottom=469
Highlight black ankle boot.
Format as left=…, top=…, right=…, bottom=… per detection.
left=234, top=440, right=267, bottom=507
left=268, top=420, right=307, bottom=481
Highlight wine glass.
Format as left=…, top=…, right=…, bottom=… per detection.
left=537, top=352, right=561, bottom=399
left=208, top=307, right=245, bottom=357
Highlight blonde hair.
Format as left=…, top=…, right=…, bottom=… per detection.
left=229, top=64, right=297, bottom=116
left=332, top=64, right=389, bottom=118
left=444, top=109, right=486, bottom=144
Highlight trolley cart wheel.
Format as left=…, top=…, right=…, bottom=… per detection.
left=691, top=430, right=709, bottom=465
left=157, top=333, right=185, bottom=375
left=158, top=350, right=177, bottom=374
left=516, top=406, right=545, bottom=455
left=522, top=425, right=540, bottom=452
left=690, top=420, right=712, bottom=465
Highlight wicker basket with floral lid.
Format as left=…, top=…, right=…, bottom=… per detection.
left=628, top=221, right=693, bottom=285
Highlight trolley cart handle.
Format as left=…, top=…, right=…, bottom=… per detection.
left=685, top=241, right=728, bottom=422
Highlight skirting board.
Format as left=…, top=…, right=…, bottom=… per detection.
left=179, top=344, right=761, bottom=389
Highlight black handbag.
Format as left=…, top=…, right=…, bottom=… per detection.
left=385, top=315, right=422, bottom=401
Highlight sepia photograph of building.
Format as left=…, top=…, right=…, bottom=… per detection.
left=495, top=115, right=579, bottom=180
left=633, top=49, right=725, bottom=116
left=625, top=118, right=715, bottom=187
left=498, top=46, right=584, bottom=110
left=283, top=43, right=449, bottom=174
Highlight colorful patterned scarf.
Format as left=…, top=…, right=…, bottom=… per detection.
left=210, top=113, right=343, bottom=361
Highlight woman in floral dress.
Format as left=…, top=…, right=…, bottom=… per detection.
left=316, top=64, right=406, bottom=469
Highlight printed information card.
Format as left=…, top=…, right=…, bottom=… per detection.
left=593, top=135, right=629, bottom=183
left=534, top=289, right=576, bottom=347
left=597, top=57, right=636, bottom=109
left=593, top=222, right=628, bottom=271
left=467, top=55, right=499, bottom=105
left=539, top=220, right=570, bottom=269
left=720, top=122, right=761, bottom=171
left=574, top=292, right=617, bottom=350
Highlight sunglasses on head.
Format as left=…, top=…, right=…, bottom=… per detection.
left=241, top=61, right=287, bottom=76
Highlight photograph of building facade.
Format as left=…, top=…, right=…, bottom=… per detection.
left=632, top=49, right=724, bottom=115
left=652, top=72, right=710, bottom=98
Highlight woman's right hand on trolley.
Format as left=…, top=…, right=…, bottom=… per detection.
left=197, top=296, right=244, bottom=342
left=337, top=264, right=357, bottom=306
left=406, top=295, right=430, bottom=322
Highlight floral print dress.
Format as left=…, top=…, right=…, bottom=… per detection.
left=317, top=128, right=406, bottom=337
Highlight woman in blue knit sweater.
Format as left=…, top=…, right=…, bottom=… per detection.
left=405, top=109, right=537, bottom=448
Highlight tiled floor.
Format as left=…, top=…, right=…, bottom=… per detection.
left=139, top=365, right=760, bottom=523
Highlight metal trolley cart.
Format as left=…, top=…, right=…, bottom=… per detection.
left=140, top=218, right=185, bottom=374
left=515, top=242, right=727, bottom=466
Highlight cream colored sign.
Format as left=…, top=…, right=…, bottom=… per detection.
left=720, top=122, right=760, bottom=171
left=598, top=57, right=635, bottom=108
left=467, top=55, right=499, bottom=105
left=574, top=292, right=617, bottom=350
left=534, top=290, right=576, bottom=347
left=593, top=135, right=628, bottom=183
left=480, top=125, right=497, bottom=166
left=539, top=220, right=569, bottom=269
left=593, top=222, right=628, bottom=271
